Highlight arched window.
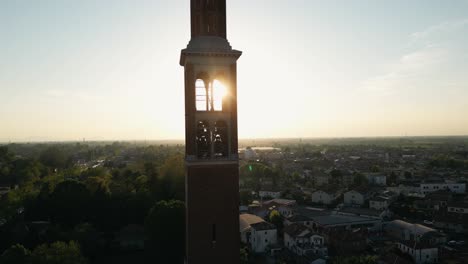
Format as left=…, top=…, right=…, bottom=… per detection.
left=196, top=79, right=226, bottom=111
left=196, top=120, right=211, bottom=158
left=213, top=120, right=228, bottom=158
left=212, top=80, right=226, bottom=111
left=195, top=79, right=208, bottom=111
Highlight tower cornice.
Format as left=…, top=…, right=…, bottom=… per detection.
left=180, top=36, right=241, bottom=66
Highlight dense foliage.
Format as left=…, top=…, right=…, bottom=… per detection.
left=0, top=143, right=186, bottom=263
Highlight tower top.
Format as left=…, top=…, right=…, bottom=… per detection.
left=191, top=0, right=227, bottom=39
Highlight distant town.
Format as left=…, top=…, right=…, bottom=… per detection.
left=1, top=136, right=467, bottom=263
left=238, top=137, right=468, bottom=264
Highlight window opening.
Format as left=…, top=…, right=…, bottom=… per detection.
left=213, top=121, right=228, bottom=158
left=212, top=224, right=217, bottom=248
left=196, top=120, right=210, bottom=159
left=196, top=79, right=226, bottom=111
left=212, top=80, right=226, bottom=111
left=195, top=79, right=208, bottom=111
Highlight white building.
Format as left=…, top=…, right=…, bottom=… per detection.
left=397, top=241, right=438, bottom=264
left=250, top=222, right=277, bottom=253
left=263, top=199, right=296, bottom=217
left=284, top=223, right=328, bottom=257
left=310, top=214, right=381, bottom=231
left=420, top=182, right=465, bottom=194
left=243, top=147, right=257, bottom=160
left=385, top=220, right=446, bottom=244
left=369, top=196, right=389, bottom=210
left=387, top=183, right=421, bottom=196
left=365, top=174, right=387, bottom=186
left=343, top=190, right=367, bottom=206
left=311, top=190, right=340, bottom=205
left=447, top=202, right=468, bottom=214
left=239, top=214, right=277, bottom=253
left=259, top=190, right=281, bottom=199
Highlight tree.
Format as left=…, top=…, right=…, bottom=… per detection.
left=48, top=180, right=91, bottom=225
left=240, top=190, right=253, bottom=205
left=353, top=173, right=369, bottom=187
left=240, top=247, right=249, bottom=264
left=388, top=171, right=397, bottom=185
left=10, top=159, right=43, bottom=185
left=370, top=165, right=380, bottom=173
left=145, top=200, right=185, bottom=263
left=269, top=210, right=283, bottom=230
left=155, top=154, right=185, bottom=201
left=1, top=244, right=32, bottom=264
left=330, top=169, right=343, bottom=185
left=39, top=146, right=68, bottom=169
left=31, top=241, right=88, bottom=264
left=404, top=171, right=412, bottom=179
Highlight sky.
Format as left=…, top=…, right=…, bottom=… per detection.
left=1, top=0, right=468, bottom=141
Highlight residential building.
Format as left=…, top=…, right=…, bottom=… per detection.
left=336, top=207, right=390, bottom=220
left=420, top=182, right=466, bottom=194
left=447, top=202, right=468, bottom=214
left=259, top=189, right=281, bottom=199
left=239, top=214, right=277, bottom=253
left=283, top=223, right=327, bottom=257
left=385, top=220, right=446, bottom=244
left=387, top=181, right=420, bottom=196
left=263, top=199, right=296, bottom=217
left=433, top=214, right=468, bottom=233
left=325, top=227, right=368, bottom=255
left=370, top=196, right=389, bottom=210
left=250, top=199, right=296, bottom=218
left=310, top=214, right=381, bottom=231
left=311, top=189, right=341, bottom=205
left=343, top=189, right=369, bottom=206
left=366, top=173, right=387, bottom=186
left=397, top=240, right=438, bottom=264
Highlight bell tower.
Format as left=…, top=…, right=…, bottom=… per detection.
left=180, top=0, right=241, bottom=263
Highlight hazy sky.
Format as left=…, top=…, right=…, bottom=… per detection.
left=1, top=0, right=468, bottom=141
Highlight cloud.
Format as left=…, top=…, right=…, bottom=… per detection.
left=360, top=18, right=468, bottom=96
left=361, top=47, right=447, bottom=95
left=410, top=19, right=468, bottom=43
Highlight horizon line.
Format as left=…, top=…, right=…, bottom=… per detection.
left=1, top=134, right=468, bottom=144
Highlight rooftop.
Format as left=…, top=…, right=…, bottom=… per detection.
left=251, top=221, right=276, bottom=231
left=239, top=213, right=264, bottom=232
left=311, top=214, right=378, bottom=226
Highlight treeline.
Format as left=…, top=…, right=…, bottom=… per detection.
left=0, top=144, right=186, bottom=263
left=428, top=154, right=468, bottom=169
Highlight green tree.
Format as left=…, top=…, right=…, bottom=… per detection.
left=240, top=190, right=253, bottom=205
left=155, top=154, right=185, bottom=200
left=330, top=169, right=343, bottom=185
left=353, top=173, right=369, bottom=187
left=269, top=210, right=283, bottom=230
left=370, top=165, right=380, bottom=173
left=145, top=200, right=185, bottom=263
left=48, top=180, right=91, bottom=225
left=240, top=247, right=249, bottom=264
left=388, top=171, right=397, bottom=185
left=39, top=146, right=68, bottom=169
left=1, top=244, right=32, bottom=264
left=31, top=241, right=87, bottom=264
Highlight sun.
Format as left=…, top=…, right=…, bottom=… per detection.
left=213, top=80, right=228, bottom=111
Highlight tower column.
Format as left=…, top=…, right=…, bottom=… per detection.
left=180, top=1, right=242, bottom=263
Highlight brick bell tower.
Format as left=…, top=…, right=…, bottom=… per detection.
left=179, top=0, right=241, bottom=263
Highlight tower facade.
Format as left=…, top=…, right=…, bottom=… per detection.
left=180, top=1, right=241, bottom=263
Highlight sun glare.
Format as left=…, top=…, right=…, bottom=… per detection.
left=213, top=80, right=227, bottom=111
